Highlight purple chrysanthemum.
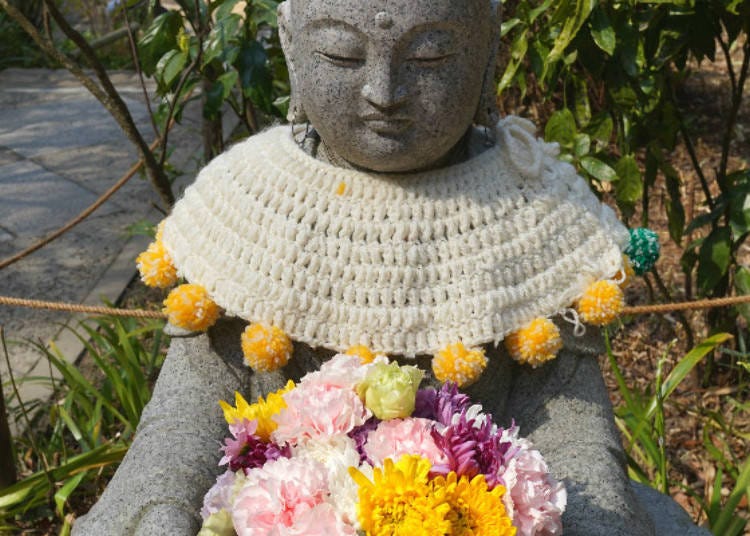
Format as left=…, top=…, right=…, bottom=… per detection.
left=347, top=417, right=380, bottom=464
left=413, top=382, right=471, bottom=425
left=220, top=419, right=290, bottom=473
left=430, top=410, right=517, bottom=489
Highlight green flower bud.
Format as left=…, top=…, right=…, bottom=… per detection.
left=198, top=509, right=234, bottom=536
left=358, top=361, right=424, bottom=420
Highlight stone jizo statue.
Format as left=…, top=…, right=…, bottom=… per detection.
left=74, top=0, right=709, bottom=534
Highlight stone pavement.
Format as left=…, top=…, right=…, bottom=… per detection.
left=0, top=68, right=236, bottom=425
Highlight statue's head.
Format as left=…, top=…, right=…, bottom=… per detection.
left=279, top=0, right=500, bottom=172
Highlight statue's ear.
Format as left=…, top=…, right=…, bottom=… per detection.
left=474, top=1, right=501, bottom=129
left=278, top=2, right=308, bottom=123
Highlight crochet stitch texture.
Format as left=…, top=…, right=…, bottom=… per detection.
left=162, top=116, right=629, bottom=356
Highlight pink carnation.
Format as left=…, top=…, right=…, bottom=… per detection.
left=364, top=418, right=447, bottom=466
left=232, top=457, right=353, bottom=535
left=499, top=428, right=566, bottom=536
left=272, top=383, right=370, bottom=445
left=299, top=354, right=369, bottom=390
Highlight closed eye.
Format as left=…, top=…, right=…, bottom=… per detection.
left=315, top=52, right=364, bottom=68
left=407, top=53, right=456, bottom=66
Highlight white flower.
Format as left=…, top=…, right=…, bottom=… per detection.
left=293, top=435, right=369, bottom=527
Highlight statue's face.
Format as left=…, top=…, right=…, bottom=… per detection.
left=281, top=0, right=494, bottom=172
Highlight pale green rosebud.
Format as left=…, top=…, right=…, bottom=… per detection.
left=357, top=361, right=424, bottom=420
left=198, top=509, right=234, bottom=536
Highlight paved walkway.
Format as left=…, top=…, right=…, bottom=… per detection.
left=0, top=68, right=234, bottom=423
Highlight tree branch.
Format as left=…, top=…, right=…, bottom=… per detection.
left=123, top=6, right=160, bottom=139
left=41, top=0, right=174, bottom=207
left=668, top=80, right=716, bottom=212
left=718, top=39, right=749, bottom=190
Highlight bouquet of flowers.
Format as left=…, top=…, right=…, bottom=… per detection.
left=199, top=354, right=566, bottom=536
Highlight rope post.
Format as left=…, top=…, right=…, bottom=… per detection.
left=0, top=367, right=17, bottom=489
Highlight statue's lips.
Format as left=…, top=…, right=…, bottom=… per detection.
left=360, top=114, right=413, bottom=135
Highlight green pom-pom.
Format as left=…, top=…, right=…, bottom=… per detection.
left=624, top=228, right=660, bottom=275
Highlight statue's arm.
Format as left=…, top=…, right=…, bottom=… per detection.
left=503, top=325, right=655, bottom=536
left=73, top=320, right=252, bottom=536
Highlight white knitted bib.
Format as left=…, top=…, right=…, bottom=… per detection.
left=162, top=116, right=628, bottom=356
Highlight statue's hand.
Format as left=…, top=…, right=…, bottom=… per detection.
left=73, top=321, right=251, bottom=536
left=504, top=324, right=656, bottom=536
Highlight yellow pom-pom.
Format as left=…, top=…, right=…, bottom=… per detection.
left=163, top=284, right=220, bottom=331
left=617, top=255, right=636, bottom=289
left=432, top=342, right=487, bottom=388
left=504, top=317, right=562, bottom=367
left=345, top=345, right=377, bottom=364
left=576, top=280, right=625, bottom=325
left=241, top=323, right=293, bottom=372
left=136, top=239, right=177, bottom=288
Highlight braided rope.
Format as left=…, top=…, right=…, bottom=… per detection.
left=0, top=296, right=165, bottom=319
left=1, top=294, right=749, bottom=321
left=622, top=294, right=750, bottom=315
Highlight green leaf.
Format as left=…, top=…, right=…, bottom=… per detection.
left=712, top=455, right=750, bottom=535
left=528, top=0, right=554, bottom=23
left=500, top=18, right=523, bottom=37
left=616, top=19, right=641, bottom=77
left=586, top=112, right=613, bottom=146
left=574, top=133, right=591, bottom=158
left=498, top=29, right=529, bottom=92
left=646, top=333, right=732, bottom=419
left=138, top=11, right=182, bottom=76
left=55, top=471, right=87, bottom=518
left=681, top=237, right=702, bottom=274
left=156, top=49, right=188, bottom=89
left=728, top=181, right=750, bottom=238
left=273, top=95, right=290, bottom=118
left=204, top=71, right=239, bottom=119
left=213, top=0, right=242, bottom=21
left=589, top=6, right=616, bottom=55
left=203, top=14, right=242, bottom=66
left=237, top=41, right=275, bottom=113
left=544, top=108, right=577, bottom=149
left=697, top=226, right=732, bottom=295
left=610, top=85, right=637, bottom=108
left=573, top=76, right=591, bottom=126
left=614, top=154, right=643, bottom=205
left=735, top=267, right=750, bottom=324
left=546, top=0, right=596, bottom=69
left=580, top=156, right=618, bottom=182
left=252, top=0, right=280, bottom=27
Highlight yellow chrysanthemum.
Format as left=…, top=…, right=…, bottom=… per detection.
left=241, top=323, right=293, bottom=372
left=350, top=455, right=451, bottom=535
left=163, top=284, right=220, bottom=331
left=576, top=279, right=625, bottom=326
left=617, top=254, right=636, bottom=288
left=218, top=380, right=294, bottom=441
left=136, top=239, right=177, bottom=288
left=504, top=317, right=562, bottom=368
left=432, top=472, right=516, bottom=536
left=345, top=344, right=377, bottom=364
left=432, top=342, right=487, bottom=388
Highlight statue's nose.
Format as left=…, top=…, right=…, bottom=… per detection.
left=361, top=60, right=409, bottom=110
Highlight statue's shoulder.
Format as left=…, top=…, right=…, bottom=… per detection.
left=191, top=125, right=290, bottom=186
left=496, top=115, right=623, bottom=233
